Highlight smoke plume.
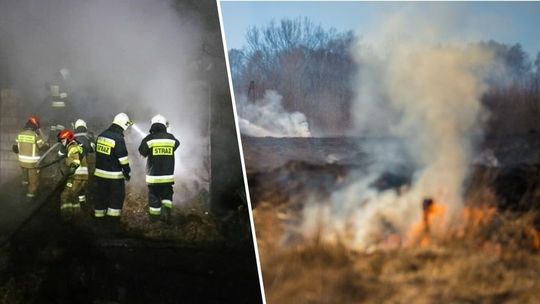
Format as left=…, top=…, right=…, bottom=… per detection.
left=237, top=90, right=311, bottom=138
left=300, top=9, right=499, bottom=249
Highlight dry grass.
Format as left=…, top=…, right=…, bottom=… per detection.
left=120, top=185, right=222, bottom=242
left=255, top=205, right=540, bottom=304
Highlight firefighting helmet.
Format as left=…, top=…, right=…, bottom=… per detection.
left=74, top=119, right=87, bottom=130
left=112, top=113, right=133, bottom=130
left=151, top=114, right=169, bottom=128
left=59, top=68, right=70, bottom=80
left=57, top=129, right=75, bottom=144
left=26, top=115, right=40, bottom=129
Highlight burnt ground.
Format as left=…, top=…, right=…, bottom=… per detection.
left=0, top=166, right=262, bottom=303
left=246, top=136, right=540, bottom=216
left=243, top=136, right=540, bottom=303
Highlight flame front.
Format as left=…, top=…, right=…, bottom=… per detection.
left=404, top=201, right=447, bottom=247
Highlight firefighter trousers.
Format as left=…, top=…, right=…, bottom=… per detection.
left=148, top=184, right=173, bottom=216
left=60, top=178, right=87, bottom=219
left=20, top=167, right=39, bottom=198
left=94, top=177, right=125, bottom=218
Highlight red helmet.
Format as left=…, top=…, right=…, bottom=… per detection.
left=27, top=115, right=40, bottom=129
left=57, top=129, right=75, bottom=143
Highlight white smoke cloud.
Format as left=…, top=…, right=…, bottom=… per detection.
left=299, top=10, right=499, bottom=250
left=237, top=90, right=311, bottom=138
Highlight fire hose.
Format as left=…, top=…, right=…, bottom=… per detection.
left=34, top=142, right=66, bottom=175
left=35, top=155, right=66, bottom=170
left=35, top=142, right=61, bottom=167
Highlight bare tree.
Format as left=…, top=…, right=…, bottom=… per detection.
left=230, top=17, right=356, bottom=136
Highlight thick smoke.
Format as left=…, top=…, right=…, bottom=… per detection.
left=299, top=9, right=499, bottom=249
left=0, top=0, right=209, bottom=188
left=237, top=90, right=311, bottom=138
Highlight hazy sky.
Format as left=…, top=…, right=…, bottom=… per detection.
left=221, top=1, right=540, bottom=58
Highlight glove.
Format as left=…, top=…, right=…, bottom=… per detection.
left=12, top=144, right=19, bottom=154
left=123, top=171, right=130, bottom=181
left=68, top=163, right=79, bottom=176
left=66, top=176, right=74, bottom=188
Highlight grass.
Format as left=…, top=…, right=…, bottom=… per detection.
left=120, top=184, right=222, bottom=242
left=255, top=203, right=540, bottom=304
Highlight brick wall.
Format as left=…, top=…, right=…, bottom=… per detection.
left=0, top=88, right=20, bottom=185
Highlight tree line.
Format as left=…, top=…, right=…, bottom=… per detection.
left=229, top=17, right=540, bottom=138
left=229, top=17, right=356, bottom=136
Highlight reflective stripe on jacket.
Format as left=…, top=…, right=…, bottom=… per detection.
left=94, top=124, right=130, bottom=180
left=74, top=129, right=95, bottom=156
left=16, top=129, right=46, bottom=168
left=66, top=140, right=88, bottom=180
left=138, top=124, right=179, bottom=185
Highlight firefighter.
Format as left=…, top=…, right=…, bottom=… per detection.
left=138, top=114, right=180, bottom=223
left=72, top=119, right=95, bottom=206
left=93, top=113, right=132, bottom=222
left=43, top=68, right=73, bottom=144
left=12, top=116, right=49, bottom=200
left=57, top=129, right=88, bottom=220
left=73, top=119, right=95, bottom=154
left=58, top=119, right=94, bottom=156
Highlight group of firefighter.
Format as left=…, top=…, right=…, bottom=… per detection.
left=13, top=112, right=180, bottom=225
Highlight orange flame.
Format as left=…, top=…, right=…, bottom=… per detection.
left=461, top=205, right=496, bottom=227
left=525, top=225, right=540, bottom=249
left=378, top=196, right=540, bottom=252
left=404, top=202, right=497, bottom=248
left=405, top=200, right=447, bottom=247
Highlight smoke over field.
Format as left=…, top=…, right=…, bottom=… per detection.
left=226, top=2, right=540, bottom=303
left=294, top=10, right=510, bottom=249
left=237, top=90, right=311, bottom=137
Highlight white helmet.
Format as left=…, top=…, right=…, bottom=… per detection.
left=59, top=68, right=70, bottom=79
left=151, top=114, right=168, bottom=128
left=113, top=113, right=133, bottom=130
left=74, top=119, right=87, bottom=130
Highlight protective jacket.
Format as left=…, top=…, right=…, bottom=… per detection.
left=94, top=124, right=130, bottom=179
left=74, top=126, right=95, bottom=156
left=15, top=128, right=47, bottom=168
left=138, top=124, right=179, bottom=184
left=59, top=127, right=95, bottom=157
left=65, top=140, right=88, bottom=179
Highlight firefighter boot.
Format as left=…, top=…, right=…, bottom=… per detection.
left=161, top=206, right=172, bottom=224
left=25, top=193, right=36, bottom=203
left=100, top=216, right=122, bottom=238
left=60, top=203, right=73, bottom=221
left=92, top=215, right=108, bottom=237
left=107, top=216, right=123, bottom=237
left=149, top=213, right=160, bottom=223
left=72, top=202, right=82, bottom=220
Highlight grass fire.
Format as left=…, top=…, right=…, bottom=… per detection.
left=0, top=0, right=261, bottom=303
left=223, top=2, right=540, bottom=303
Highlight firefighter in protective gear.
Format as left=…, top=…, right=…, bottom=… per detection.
left=12, top=116, right=49, bottom=199
left=73, top=119, right=95, bottom=154
left=94, top=113, right=132, bottom=220
left=58, top=119, right=95, bottom=156
left=43, top=68, right=73, bottom=144
left=72, top=119, right=95, bottom=205
left=58, top=129, right=88, bottom=219
left=138, top=114, right=180, bottom=222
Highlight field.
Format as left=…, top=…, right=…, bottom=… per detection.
left=244, top=136, right=540, bottom=304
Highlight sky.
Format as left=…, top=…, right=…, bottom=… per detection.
left=220, top=1, right=540, bottom=58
